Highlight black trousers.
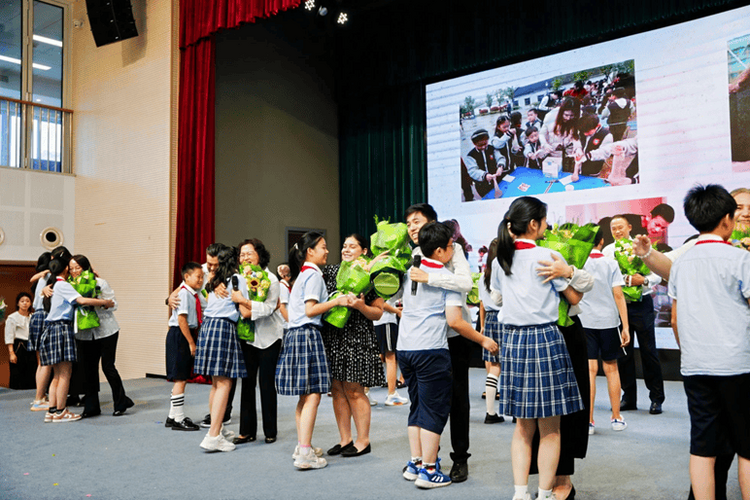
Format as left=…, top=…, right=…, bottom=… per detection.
left=9, top=339, right=37, bottom=390
left=77, top=332, right=132, bottom=413
left=448, top=335, right=472, bottom=464
left=618, top=295, right=665, bottom=405
left=239, top=339, right=282, bottom=439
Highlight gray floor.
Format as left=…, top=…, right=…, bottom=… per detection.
left=0, top=370, right=741, bottom=500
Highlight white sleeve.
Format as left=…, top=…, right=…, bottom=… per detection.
left=426, top=243, right=473, bottom=293
left=96, top=278, right=117, bottom=312
left=251, top=272, right=280, bottom=320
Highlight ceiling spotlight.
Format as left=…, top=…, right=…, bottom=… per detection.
left=317, top=6, right=328, bottom=16
left=304, top=0, right=315, bottom=10
left=337, top=12, right=348, bottom=24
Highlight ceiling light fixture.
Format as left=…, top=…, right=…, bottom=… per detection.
left=317, top=6, right=328, bottom=16
left=33, top=35, right=63, bottom=48
left=0, top=55, right=50, bottom=71
left=337, top=12, right=348, bottom=24
left=304, top=0, right=315, bottom=10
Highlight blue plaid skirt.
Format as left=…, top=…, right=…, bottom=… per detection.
left=498, top=322, right=583, bottom=419
left=482, top=310, right=501, bottom=363
left=27, top=309, right=48, bottom=352
left=194, top=317, right=247, bottom=378
left=275, top=325, right=331, bottom=396
left=38, top=320, right=76, bottom=366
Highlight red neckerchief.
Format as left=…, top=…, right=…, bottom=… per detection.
left=281, top=281, right=291, bottom=293
left=514, top=241, right=535, bottom=250
left=301, top=264, right=320, bottom=274
left=694, top=240, right=731, bottom=246
left=182, top=285, right=202, bottom=325
left=589, top=251, right=604, bottom=259
left=420, top=259, right=444, bottom=269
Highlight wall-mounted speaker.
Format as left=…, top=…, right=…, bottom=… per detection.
left=40, top=227, right=64, bottom=250
left=85, top=0, right=139, bottom=47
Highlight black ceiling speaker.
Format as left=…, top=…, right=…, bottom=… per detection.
left=86, top=0, right=139, bottom=47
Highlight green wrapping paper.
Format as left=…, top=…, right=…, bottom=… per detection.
left=323, top=261, right=373, bottom=328
left=236, top=263, right=272, bottom=343
left=69, top=270, right=100, bottom=330
left=467, top=273, right=481, bottom=306
left=731, top=227, right=750, bottom=250
left=613, top=238, right=653, bottom=302
left=369, top=217, right=412, bottom=299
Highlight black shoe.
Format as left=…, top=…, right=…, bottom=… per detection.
left=342, top=444, right=371, bottom=457
left=171, top=418, right=200, bottom=431
left=112, top=410, right=127, bottom=417
left=199, top=413, right=229, bottom=428
left=81, top=409, right=101, bottom=419
left=484, top=413, right=505, bottom=424
left=620, top=398, right=637, bottom=411
left=233, top=435, right=256, bottom=444
left=396, top=380, right=406, bottom=389
left=512, top=417, right=517, bottom=423
left=265, top=436, right=276, bottom=444
left=327, top=441, right=354, bottom=456
left=449, top=461, right=469, bottom=483
left=165, top=417, right=176, bottom=428
left=649, top=402, right=663, bottom=415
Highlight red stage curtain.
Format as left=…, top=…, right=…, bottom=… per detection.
left=175, top=0, right=300, bottom=287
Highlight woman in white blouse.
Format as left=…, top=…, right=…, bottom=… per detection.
left=5, top=292, right=36, bottom=389
left=69, top=255, right=134, bottom=417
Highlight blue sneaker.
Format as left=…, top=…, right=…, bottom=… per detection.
left=403, top=460, right=421, bottom=481
left=415, top=460, right=452, bottom=489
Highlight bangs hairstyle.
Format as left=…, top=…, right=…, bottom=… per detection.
left=16, top=291, right=32, bottom=308
left=496, top=197, right=547, bottom=276
left=181, top=261, right=202, bottom=276
left=418, top=222, right=453, bottom=258
left=238, top=238, right=271, bottom=269
left=345, top=234, right=370, bottom=256
left=405, top=203, right=437, bottom=223
left=483, top=238, right=499, bottom=292
left=207, top=244, right=239, bottom=292
left=71, top=254, right=92, bottom=273
left=683, top=184, right=737, bottom=233
left=288, top=232, right=325, bottom=280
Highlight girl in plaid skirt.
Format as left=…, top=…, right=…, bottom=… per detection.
left=275, top=232, right=351, bottom=470
left=492, top=197, right=584, bottom=500
left=480, top=238, right=504, bottom=424
left=28, top=251, right=53, bottom=411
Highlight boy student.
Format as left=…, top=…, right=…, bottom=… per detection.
left=399, top=222, right=498, bottom=489
left=669, top=184, right=750, bottom=500
left=405, top=203, right=474, bottom=483
left=464, top=129, right=500, bottom=199
left=577, top=227, right=630, bottom=434
left=525, top=108, right=543, bottom=132
left=523, top=127, right=546, bottom=170
left=165, top=262, right=205, bottom=431
left=573, top=112, right=612, bottom=179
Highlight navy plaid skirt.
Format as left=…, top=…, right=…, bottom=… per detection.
left=482, top=310, right=501, bottom=364
left=27, top=309, right=47, bottom=352
left=38, top=320, right=76, bottom=366
left=275, top=325, right=331, bottom=396
left=498, top=322, right=583, bottom=419
left=194, top=317, right=247, bottom=379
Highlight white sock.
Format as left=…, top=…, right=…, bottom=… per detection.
left=514, top=485, right=528, bottom=498
left=538, top=487, right=554, bottom=499
left=485, top=374, right=498, bottom=415
left=170, top=393, right=185, bottom=422
left=411, top=456, right=422, bottom=464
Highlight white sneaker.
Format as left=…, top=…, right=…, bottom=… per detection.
left=512, top=493, right=532, bottom=500
left=588, top=422, right=595, bottom=435
left=611, top=418, right=627, bottom=431
left=292, top=445, right=323, bottom=460
left=294, top=448, right=328, bottom=470
left=220, top=425, right=235, bottom=440
left=384, top=391, right=409, bottom=406
left=365, top=389, right=377, bottom=406
left=200, top=433, right=236, bottom=452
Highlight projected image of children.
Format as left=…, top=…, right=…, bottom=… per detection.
left=458, top=60, right=638, bottom=202
left=729, top=34, right=750, bottom=171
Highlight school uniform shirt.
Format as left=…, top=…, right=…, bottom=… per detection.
left=5, top=311, right=30, bottom=343
left=203, top=273, right=248, bottom=323
left=373, top=292, right=402, bottom=326
left=490, top=239, right=569, bottom=326
left=602, top=238, right=661, bottom=296
left=397, top=257, right=464, bottom=351
left=287, top=263, right=328, bottom=329
left=479, top=262, right=501, bottom=313
left=45, top=279, right=82, bottom=322
left=668, top=234, right=750, bottom=376
left=279, top=279, right=291, bottom=329
left=665, top=239, right=697, bottom=262
left=246, top=267, right=284, bottom=349
left=168, top=281, right=202, bottom=329
left=578, top=250, right=625, bottom=329
left=77, top=277, right=120, bottom=341
left=32, top=274, right=49, bottom=310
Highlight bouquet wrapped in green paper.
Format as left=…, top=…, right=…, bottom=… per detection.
left=0, top=297, right=6, bottom=323
left=69, top=270, right=100, bottom=330
left=614, top=238, right=652, bottom=302
left=467, top=273, right=481, bottom=306
left=369, top=216, right=412, bottom=299
left=323, top=260, right=373, bottom=328
left=236, top=264, right=273, bottom=342
left=731, top=226, right=750, bottom=251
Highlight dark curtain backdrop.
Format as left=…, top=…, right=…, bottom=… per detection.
left=175, top=0, right=300, bottom=287
left=336, top=0, right=746, bottom=238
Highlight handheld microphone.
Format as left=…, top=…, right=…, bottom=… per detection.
left=231, top=275, right=239, bottom=290
left=411, top=256, right=422, bottom=296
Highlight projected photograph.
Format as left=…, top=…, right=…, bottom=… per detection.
left=729, top=33, right=750, bottom=172
left=459, top=60, right=638, bottom=202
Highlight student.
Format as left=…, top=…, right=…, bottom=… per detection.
left=275, top=232, right=351, bottom=469
left=491, top=115, right=515, bottom=175
left=601, top=87, right=632, bottom=141
left=277, top=262, right=292, bottom=327
left=400, top=222, right=498, bottom=489
left=577, top=228, right=630, bottom=434
left=5, top=292, right=35, bottom=390
left=573, top=112, right=612, bottom=179
left=39, top=258, right=114, bottom=423
left=464, top=128, right=500, bottom=199
left=668, top=184, right=750, bottom=500
left=492, top=196, right=584, bottom=500
left=523, top=127, right=546, bottom=170
left=195, top=245, right=251, bottom=452
left=525, top=108, right=543, bottom=133
left=165, top=261, right=205, bottom=431
left=28, top=252, right=53, bottom=411
left=374, top=294, right=408, bottom=406
left=479, top=239, right=504, bottom=424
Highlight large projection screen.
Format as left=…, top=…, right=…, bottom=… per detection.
left=425, top=6, right=750, bottom=350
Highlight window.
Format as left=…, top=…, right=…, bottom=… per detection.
left=525, top=97, right=531, bottom=105
left=0, top=0, right=70, bottom=173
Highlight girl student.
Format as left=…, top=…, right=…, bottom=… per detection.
left=492, top=196, right=584, bottom=500
left=38, top=258, right=114, bottom=423
left=194, top=244, right=251, bottom=452
left=28, top=252, right=54, bottom=411
left=479, top=238, right=504, bottom=424
left=5, top=292, right=35, bottom=390
left=275, top=232, right=352, bottom=470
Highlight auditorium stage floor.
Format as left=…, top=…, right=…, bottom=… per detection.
left=0, top=370, right=740, bottom=500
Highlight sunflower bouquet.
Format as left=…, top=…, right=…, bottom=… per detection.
left=369, top=216, right=412, bottom=299
left=730, top=227, right=750, bottom=251
left=324, top=259, right=373, bottom=328
left=467, top=273, right=481, bottom=306
left=69, top=270, right=101, bottom=330
left=237, top=263, right=272, bottom=342
left=614, top=238, right=652, bottom=302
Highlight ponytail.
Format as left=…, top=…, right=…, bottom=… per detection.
left=483, top=238, right=498, bottom=292
left=496, top=217, right=516, bottom=276
left=288, top=232, right=324, bottom=281
left=43, top=258, right=68, bottom=313
left=495, top=196, right=548, bottom=276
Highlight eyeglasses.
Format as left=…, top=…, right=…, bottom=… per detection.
left=239, top=251, right=257, bottom=258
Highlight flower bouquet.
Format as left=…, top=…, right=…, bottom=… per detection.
left=467, top=273, right=481, bottom=306
left=731, top=227, right=750, bottom=251
left=324, top=260, right=373, bottom=328
left=0, top=297, right=6, bottom=324
left=613, top=238, right=652, bottom=302
left=237, top=263, right=272, bottom=342
left=69, top=270, right=101, bottom=330
left=369, top=216, right=412, bottom=299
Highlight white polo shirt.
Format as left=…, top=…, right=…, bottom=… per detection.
left=168, top=282, right=202, bottom=329
left=479, top=261, right=501, bottom=313
left=288, top=264, right=329, bottom=329
left=45, top=278, right=81, bottom=322
left=578, top=250, right=625, bottom=329
left=203, top=273, right=248, bottom=323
